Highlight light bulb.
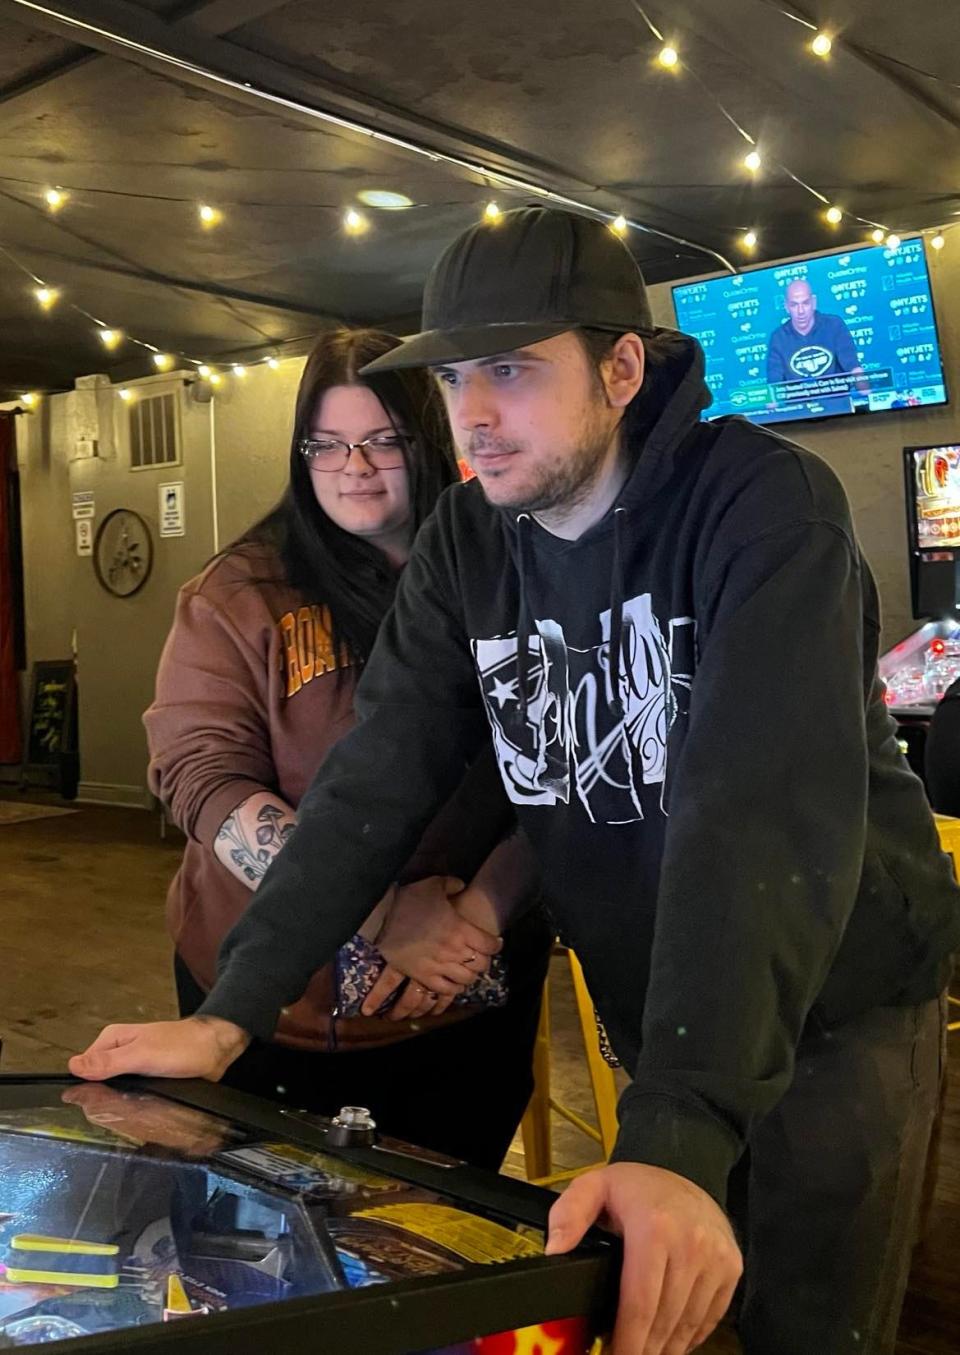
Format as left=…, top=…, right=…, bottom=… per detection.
left=35, top=286, right=58, bottom=309
left=871, top=228, right=886, bottom=244
left=152, top=353, right=173, bottom=371
left=209, top=372, right=223, bottom=386
left=811, top=32, right=832, bottom=57
left=44, top=188, right=66, bottom=211
left=658, top=45, right=679, bottom=68
left=267, top=357, right=280, bottom=369
left=611, top=214, right=628, bottom=236
left=825, top=205, right=843, bottom=225
left=98, top=328, right=122, bottom=350
left=741, top=229, right=758, bottom=249
left=931, top=232, right=946, bottom=250
left=886, top=233, right=901, bottom=251
left=232, top=364, right=247, bottom=377
left=197, top=364, right=212, bottom=378
left=743, top=150, right=762, bottom=173
left=21, top=392, right=38, bottom=407
left=118, top=388, right=133, bottom=402
left=198, top=203, right=222, bottom=227
left=484, top=201, right=502, bottom=221
left=343, top=208, right=368, bottom=235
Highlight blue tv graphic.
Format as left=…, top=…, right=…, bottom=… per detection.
left=672, top=238, right=948, bottom=426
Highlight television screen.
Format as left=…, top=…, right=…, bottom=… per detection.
left=672, top=237, right=948, bottom=426
left=905, top=444, right=960, bottom=551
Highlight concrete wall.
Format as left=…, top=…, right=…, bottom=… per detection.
left=646, top=238, right=960, bottom=648
left=6, top=236, right=959, bottom=804
left=8, top=360, right=302, bottom=804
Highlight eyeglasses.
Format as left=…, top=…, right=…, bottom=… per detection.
left=297, top=433, right=409, bottom=472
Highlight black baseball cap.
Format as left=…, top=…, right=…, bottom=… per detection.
left=361, top=206, right=654, bottom=373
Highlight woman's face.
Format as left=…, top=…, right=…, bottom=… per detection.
left=307, top=383, right=413, bottom=563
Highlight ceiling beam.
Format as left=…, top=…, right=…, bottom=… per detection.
left=753, top=0, right=960, bottom=134
left=0, top=0, right=291, bottom=107
left=0, top=0, right=597, bottom=191
left=0, top=0, right=734, bottom=272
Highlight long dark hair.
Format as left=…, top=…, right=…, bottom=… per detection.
left=234, top=328, right=458, bottom=664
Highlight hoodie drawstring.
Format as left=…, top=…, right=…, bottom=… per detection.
left=608, top=507, right=628, bottom=719
left=515, top=512, right=533, bottom=722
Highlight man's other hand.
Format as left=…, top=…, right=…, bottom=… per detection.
left=545, top=1162, right=742, bottom=1355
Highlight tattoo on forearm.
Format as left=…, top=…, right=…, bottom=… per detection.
left=217, top=802, right=296, bottom=883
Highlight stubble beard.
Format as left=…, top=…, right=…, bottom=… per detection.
left=472, top=406, right=618, bottom=517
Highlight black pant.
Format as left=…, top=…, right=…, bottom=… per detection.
left=174, top=952, right=547, bottom=1171
left=728, top=995, right=945, bottom=1355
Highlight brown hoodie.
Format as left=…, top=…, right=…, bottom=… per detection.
left=145, top=543, right=531, bottom=1052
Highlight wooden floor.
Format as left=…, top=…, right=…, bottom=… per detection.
left=2, top=798, right=959, bottom=1352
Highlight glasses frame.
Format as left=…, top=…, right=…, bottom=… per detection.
left=297, top=433, right=410, bottom=473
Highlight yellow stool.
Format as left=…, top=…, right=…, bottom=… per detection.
left=934, top=814, right=960, bottom=1032
left=520, top=949, right=619, bottom=1187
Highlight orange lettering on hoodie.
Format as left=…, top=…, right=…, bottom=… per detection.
left=279, top=612, right=302, bottom=697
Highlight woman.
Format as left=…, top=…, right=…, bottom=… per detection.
left=140, top=328, right=549, bottom=1168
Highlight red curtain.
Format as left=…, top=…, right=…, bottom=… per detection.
left=0, top=412, right=21, bottom=763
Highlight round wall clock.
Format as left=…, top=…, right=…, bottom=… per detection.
left=93, top=508, right=154, bottom=597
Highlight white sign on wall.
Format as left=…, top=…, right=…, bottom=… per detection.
left=159, top=481, right=185, bottom=538
left=72, top=490, right=95, bottom=519
left=75, top=517, right=93, bottom=556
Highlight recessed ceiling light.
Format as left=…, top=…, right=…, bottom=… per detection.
left=358, top=190, right=413, bottom=210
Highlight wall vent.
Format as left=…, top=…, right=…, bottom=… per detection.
left=129, top=391, right=180, bottom=470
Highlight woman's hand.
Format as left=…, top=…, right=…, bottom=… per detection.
left=361, top=875, right=502, bottom=1016
left=68, top=1016, right=250, bottom=1083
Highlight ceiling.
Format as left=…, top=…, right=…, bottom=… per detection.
left=0, top=0, right=957, bottom=398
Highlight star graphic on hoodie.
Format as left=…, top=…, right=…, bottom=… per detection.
left=489, top=676, right=518, bottom=708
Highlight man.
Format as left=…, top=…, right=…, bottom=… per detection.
left=72, top=209, right=958, bottom=1355
left=767, top=277, right=867, bottom=406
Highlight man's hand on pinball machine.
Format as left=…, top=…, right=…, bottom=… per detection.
left=67, top=1016, right=250, bottom=1083
left=545, top=1162, right=743, bottom=1355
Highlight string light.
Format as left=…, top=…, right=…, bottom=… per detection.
left=198, top=203, right=222, bottom=227
left=208, top=372, right=223, bottom=387
left=871, top=228, right=886, bottom=244
left=98, top=328, right=122, bottom=350
left=232, top=364, right=247, bottom=377
left=611, top=215, right=629, bottom=236
left=810, top=32, right=832, bottom=57
left=152, top=352, right=173, bottom=371
left=931, top=232, right=946, bottom=250
left=343, top=208, right=368, bottom=235
left=743, top=150, right=762, bottom=173
left=886, top=233, right=902, bottom=251
left=118, top=388, right=133, bottom=401
left=741, top=229, right=758, bottom=250
left=20, top=392, right=38, bottom=407
left=197, top=364, right=212, bottom=378
left=44, top=187, right=66, bottom=212
left=484, top=201, right=502, bottom=222
left=825, top=205, right=843, bottom=225
left=34, top=285, right=58, bottom=309
left=657, top=45, right=679, bottom=68
left=267, top=357, right=280, bottom=369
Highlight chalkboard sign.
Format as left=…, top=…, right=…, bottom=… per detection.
left=25, top=660, right=77, bottom=779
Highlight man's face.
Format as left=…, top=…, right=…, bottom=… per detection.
left=785, top=281, right=816, bottom=335
left=432, top=332, right=624, bottom=514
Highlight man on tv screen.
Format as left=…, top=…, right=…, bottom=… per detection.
left=766, top=279, right=866, bottom=405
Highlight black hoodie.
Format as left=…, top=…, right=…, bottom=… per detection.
left=202, top=333, right=960, bottom=1207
